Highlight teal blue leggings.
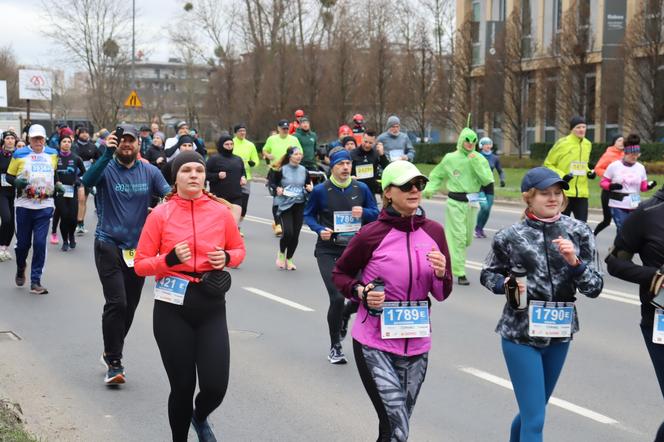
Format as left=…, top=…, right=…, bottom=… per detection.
left=476, top=193, right=495, bottom=230
left=501, top=338, right=570, bottom=442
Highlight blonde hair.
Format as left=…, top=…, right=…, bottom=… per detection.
left=164, top=185, right=233, bottom=208
left=521, top=188, right=568, bottom=217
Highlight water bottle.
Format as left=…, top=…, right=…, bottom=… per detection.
left=366, top=278, right=385, bottom=316
left=506, top=266, right=528, bottom=310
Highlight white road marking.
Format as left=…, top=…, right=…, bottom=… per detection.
left=243, top=287, right=315, bottom=312
left=459, top=366, right=620, bottom=425
left=244, top=215, right=316, bottom=235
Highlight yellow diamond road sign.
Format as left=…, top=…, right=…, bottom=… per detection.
left=124, top=90, right=142, bottom=108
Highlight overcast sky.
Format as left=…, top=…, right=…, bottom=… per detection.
left=2, top=0, right=182, bottom=73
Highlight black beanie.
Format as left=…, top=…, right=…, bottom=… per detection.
left=171, top=151, right=206, bottom=182
left=217, top=134, right=233, bottom=150
left=610, top=134, right=623, bottom=146
left=341, top=136, right=357, bottom=148
left=233, top=123, right=246, bottom=134
left=569, top=116, right=586, bottom=130
left=175, top=135, right=195, bottom=150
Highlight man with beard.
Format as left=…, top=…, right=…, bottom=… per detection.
left=82, top=124, right=171, bottom=385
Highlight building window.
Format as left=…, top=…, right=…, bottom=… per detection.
left=492, top=0, right=506, bottom=21
left=584, top=73, right=596, bottom=122
left=553, top=0, right=563, bottom=54
left=545, top=75, right=557, bottom=141
left=646, top=0, right=664, bottom=42
left=471, top=1, right=481, bottom=65
left=522, top=0, right=533, bottom=58
left=578, top=0, right=591, bottom=51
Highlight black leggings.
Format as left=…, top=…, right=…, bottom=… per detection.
left=51, top=208, right=59, bottom=234
left=641, top=324, right=664, bottom=441
left=55, top=195, right=78, bottom=244
left=315, top=245, right=345, bottom=347
left=240, top=192, right=249, bottom=217
left=562, top=197, right=588, bottom=222
left=594, top=190, right=612, bottom=236
left=279, top=203, right=304, bottom=259
left=153, top=285, right=230, bottom=442
left=0, top=192, right=14, bottom=247
left=272, top=203, right=279, bottom=224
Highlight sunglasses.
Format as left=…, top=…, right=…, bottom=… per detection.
left=394, top=178, right=427, bottom=192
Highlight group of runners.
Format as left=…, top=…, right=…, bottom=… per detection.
left=0, top=112, right=663, bottom=442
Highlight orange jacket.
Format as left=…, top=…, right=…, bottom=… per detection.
left=135, top=193, right=245, bottom=282
left=595, top=146, right=624, bottom=178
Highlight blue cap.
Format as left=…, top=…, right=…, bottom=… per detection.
left=521, top=167, right=570, bottom=192
left=330, top=149, right=352, bottom=168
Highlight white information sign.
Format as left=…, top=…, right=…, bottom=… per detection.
left=0, top=81, right=7, bottom=107
left=19, top=69, right=52, bottom=101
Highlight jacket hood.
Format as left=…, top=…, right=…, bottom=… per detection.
left=378, top=205, right=427, bottom=231
left=456, top=127, right=478, bottom=156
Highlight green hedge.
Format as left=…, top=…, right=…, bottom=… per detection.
left=530, top=142, right=664, bottom=163
left=414, top=143, right=457, bottom=164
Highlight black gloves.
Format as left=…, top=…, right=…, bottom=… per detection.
left=608, top=183, right=623, bottom=191
left=563, top=173, right=574, bottom=183
left=500, top=180, right=506, bottom=187
left=248, top=160, right=256, bottom=167
left=648, top=180, right=658, bottom=190
left=587, top=170, right=596, bottom=179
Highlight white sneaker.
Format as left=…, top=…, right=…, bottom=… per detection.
left=0, top=250, right=10, bottom=262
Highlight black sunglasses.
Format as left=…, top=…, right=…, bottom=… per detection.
left=394, top=178, right=427, bottom=192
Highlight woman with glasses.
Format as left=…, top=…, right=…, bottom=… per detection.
left=333, top=161, right=452, bottom=442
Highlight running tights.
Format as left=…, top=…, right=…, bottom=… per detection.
left=279, top=203, right=304, bottom=259
left=153, top=286, right=230, bottom=442
left=562, top=197, right=588, bottom=223
left=315, top=246, right=345, bottom=347
left=353, top=340, right=428, bottom=442
left=640, top=325, right=664, bottom=442
left=55, top=195, right=78, bottom=245
left=594, top=190, right=611, bottom=236
left=501, top=338, right=570, bottom=442
left=0, top=192, right=14, bottom=246
left=476, top=193, right=495, bottom=230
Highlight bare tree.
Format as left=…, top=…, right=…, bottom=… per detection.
left=623, top=0, right=664, bottom=142
left=0, top=46, right=20, bottom=110
left=403, top=25, right=436, bottom=140
left=450, top=11, right=473, bottom=131
left=43, top=0, right=131, bottom=129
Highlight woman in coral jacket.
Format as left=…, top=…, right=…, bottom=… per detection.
left=593, top=135, right=624, bottom=236
left=333, top=161, right=452, bottom=442
left=135, top=151, right=245, bottom=442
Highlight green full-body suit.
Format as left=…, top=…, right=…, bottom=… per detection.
left=423, top=128, right=494, bottom=277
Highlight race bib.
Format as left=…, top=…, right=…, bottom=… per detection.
left=83, top=160, right=92, bottom=170
left=154, top=276, right=189, bottom=305
left=333, top=211, right=361, bottom=233
left=570, top=161, right=587, bottom=176
left=122, top=249, right=136, bottom=268
left=467, top=192, right=486, bottom=209
left=653, top=310, right=664, bottom=345
left=387, top=151, right=403, bottom=162
left=62, top=184, right=75, bottom=198
left=629, top=193, right=641, bottom=209
left=528, top=301, right=574, bottom=338
left=0, top=173, right=9, bottom=187
left=355, top=164, right=374, bottom=180
left=282, top=185, right=303, bottom=198
left=381, top=301, right=430, bottom=339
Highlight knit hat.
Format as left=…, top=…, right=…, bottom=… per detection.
left=341, top=136, right=356, bottom=149
left=216, top=134, right=233, bottom=150
left=153, top=131, right=165, bottom=142
left=233, top=123, right=246, bottom=133
left=329, top=149, right=352, bottom=168
left=175, top=135, right=195, bottom=150
left=60, top=127, right=75, bottom=138
left=624, top=144, right=640, bottom=154
left=171, top=151, right=206, bottom=181
left=2, top=130, right=17, bottom=142
left=386, top=115, right=400, bottom=129
left=338, top=125, right=351, bottom=137
left=610, top=134, right=623, bottom=146
left=479, top=137, right=493, bottom=147
left=569, top=116, right=586, bottom=130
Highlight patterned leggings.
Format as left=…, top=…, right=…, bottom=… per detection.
left=353, top=340, right=428, bottom=442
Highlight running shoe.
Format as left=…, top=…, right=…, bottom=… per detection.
left=75, top=225, right=87, bottom=236
left=30, top=283, right=49, bottom=295
left=15, top=267, right=25, bottom=287
left=276, top=252, right=286, bottom=269
left=0, top=250, right=9, bottom=262
left=50, top=233, right=58, bottom=244
left=191, top=414, right=217, bottom=442
left=286, top=259, right=297, bottom=271
left=69, top=240, right=76, bottom=249
left=328, top=344, right=347, bottom=365
left=473, top=229, right=483, bottom=239
left=3, top=250, right=12, bottom=261
left=104, top=363, right=125, bottom=385
left=100, top=353, right=110, bottom=369
left=457, top=276, right=470, bottom=286
left=61, top=242, right=69, bottom=252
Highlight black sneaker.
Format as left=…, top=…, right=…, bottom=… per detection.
left=327, top=343, right=347, bottom=365
left=61, top=241, right=69, bottom=252
left=458, top=276, right=470, bottom=286
left=191, top=414, right=217, bottom=442
left=15, top=267, right=25, bottom=287
left=30, top=283, right=49, bottom=295
left=104, top=361, right=125, bottom=385
left=69, top=239, right=76, bottom=249
left=340, top=315, right=350, bottom=340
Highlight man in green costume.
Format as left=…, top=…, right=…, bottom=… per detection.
left=423, top=127, right=494, bottom=285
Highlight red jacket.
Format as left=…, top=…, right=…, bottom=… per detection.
left=595, top=145, right=624, bottom=178
left=135, top=193, right=245, bottom=282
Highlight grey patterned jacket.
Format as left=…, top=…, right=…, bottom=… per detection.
left=480, top=214, right=603, bottom=347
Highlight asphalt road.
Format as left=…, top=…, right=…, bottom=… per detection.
left=0, top=182, right=661, bottom=441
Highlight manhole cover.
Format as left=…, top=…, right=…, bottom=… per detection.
left=0, top=331, right=21, bottom=342
left=229, top=330, right=261, bottom=339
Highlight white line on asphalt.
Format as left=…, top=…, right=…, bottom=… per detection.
left=244, top=215, right=316, bottom=235
left=459, top=366, right=620, bottom=425
left=243, top=287, right=315, bottom=312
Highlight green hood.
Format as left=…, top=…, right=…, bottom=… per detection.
left=456, top=128, right=478, bottom=156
